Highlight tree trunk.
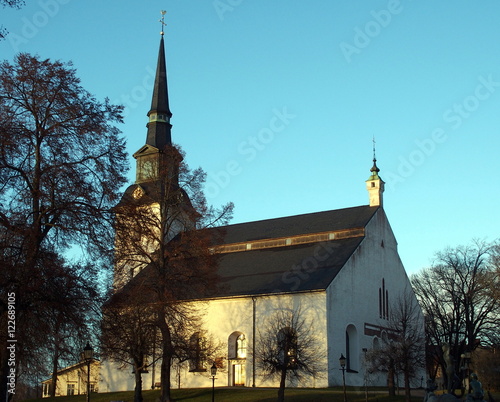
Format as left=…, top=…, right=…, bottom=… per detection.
left=157, top=312, right=174, bottom=402
left=277, top=368, right=287, bottom=402
left=160, top=345, right=173, bottom=402
left=388, top=363, right=396, bottom=396
left=404, top=369, right=411, bottom=402
left=50, top=344, right=59, bottom=397
left=50, top=328, right=61, bottom=398
left=133, top=364, right=143, bottom=402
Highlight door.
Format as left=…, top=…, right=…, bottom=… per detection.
left=232, top=364, right=245, bottom=386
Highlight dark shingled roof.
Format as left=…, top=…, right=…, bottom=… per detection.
left=211, top=205, right=378, bottom=297
left=218, top=205, right=378, bottom=244
left=114, top=205, right=378, bottom=301
left=215, top=236, right=365, bottom=297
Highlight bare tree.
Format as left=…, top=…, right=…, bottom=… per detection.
left=112, top=144, right=233, bottom=402
left=0, top=52, right=128, bottom=398
left=42, top=257, right=101, bottom=398
left=411, top=239, right=500, bottom=389
left=473, top=346, right=500, bottom=391
left=366, top=288, right=425, bottom=401
left=101, top=301, right=158, bottom=402
left=255, top=307, right=324, bottom=402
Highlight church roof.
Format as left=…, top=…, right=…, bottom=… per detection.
left=216, top=236, right=365, bottom=297
left=217, top=205, right=377, bottom=244
left=210, top=205, right=378, bottom=298
left=113, top=205, right=378, bottom=302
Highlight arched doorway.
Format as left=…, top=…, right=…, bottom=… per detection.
left=228, top=332, right=247, bottom=386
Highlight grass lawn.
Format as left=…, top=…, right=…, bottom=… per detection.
left=30, top=387, right=428, bottom=402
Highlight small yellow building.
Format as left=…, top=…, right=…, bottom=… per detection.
left=41, top=359, right=99, bottom=398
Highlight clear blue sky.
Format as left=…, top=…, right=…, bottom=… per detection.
left=2, top=1, right=499, bottom=275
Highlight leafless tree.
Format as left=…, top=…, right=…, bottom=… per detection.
left=112, top=144, right=233, bottom=402
left=101, top=301, right=158, bottom=402
left=0, top=53, right=127, bottom=399
left=473, top=346, right=500, bottom=392
left=255, top=307, right=324, bottom=402
left=366, top=288, right=425, bottom=401
left=411, top=239, right=500, bottom=389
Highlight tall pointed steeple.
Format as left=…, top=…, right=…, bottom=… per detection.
left=133, top=11, right=174, bottom=184
left=146, top=11, right=172, bottom=149
left=365, top=139, right=385, bottom=207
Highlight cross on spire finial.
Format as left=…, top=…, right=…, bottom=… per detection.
left=160, top=10, right=166, bottom=36
left=370, top=136, right=380, bottom=174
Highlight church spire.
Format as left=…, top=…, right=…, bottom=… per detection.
left=146, top=10, right=172, bottom=149
left=365, top=138, right=385, bottom=207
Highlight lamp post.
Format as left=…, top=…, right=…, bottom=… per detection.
left=460, top=351, right=472, bottom=393
left=82, top=343, right=93, bottom=402
left=339, top=353, right=347, bottom=402
left=362, top=348, right=368, bottom=402
left=211, top=362, right=217, bottom=402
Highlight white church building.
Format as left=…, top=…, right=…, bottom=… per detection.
left=98, top=22, right=425, bottom=393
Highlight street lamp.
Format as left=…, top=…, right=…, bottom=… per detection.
left=339, top=353, right=347, bottom=402
left=362, top=348, right=368, bottom=402
left=211, top=362, right=217, bottom=402
left=82, top=343, right=93, bottom=402
left=460, top=351, right=472, bottom=393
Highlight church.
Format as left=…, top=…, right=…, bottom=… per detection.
left=98, top=21, right=425, bottom=393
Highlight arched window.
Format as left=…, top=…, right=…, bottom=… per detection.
left=236, top=334, right=247, bottom=358
left=346, top=324, right=359, bottom=372
left=379, top=278, right=390, bottom=319
left=228, top=332, right=247, bottom=360
left=188, top=332, right=207, bottom=372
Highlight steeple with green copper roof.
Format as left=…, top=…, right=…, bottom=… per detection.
left=365, top=139, right=384, bottom=207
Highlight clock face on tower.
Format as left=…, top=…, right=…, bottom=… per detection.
left=132, top=186, right=144, bottom=200
left=139, top=157, right=157, bottom=181
left=143, top=161, right=153, bottom=177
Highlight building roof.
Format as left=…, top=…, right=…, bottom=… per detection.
left=217, top=205, right=377, bottom=244
left=209, top=205, right=378, bottom=297
left=115, top=205, right=379, bottom=301
left=215, top=236, right=365, bottom=297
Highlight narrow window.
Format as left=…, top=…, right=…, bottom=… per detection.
left=189, top=332, right=207, bottom=372
left=382, top=279, right=386, bottom=319
left=236, top=334, right=247, bottom=358
left=379, top=288, right=382, bottom=318
left=386, top=290, right=389, bottom=318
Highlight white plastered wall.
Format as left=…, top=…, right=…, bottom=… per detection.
left=326, top=208, right=424, bottom=387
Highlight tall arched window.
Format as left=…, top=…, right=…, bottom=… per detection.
left=236, top=334, right=247, bottom=358
left=228, top=331, right=247, bottom=359
left=379, top=278, right=390, bottom=319
left=346, top=324, right=359, bottom=372
left=188, top=332, right=207, bottom=372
